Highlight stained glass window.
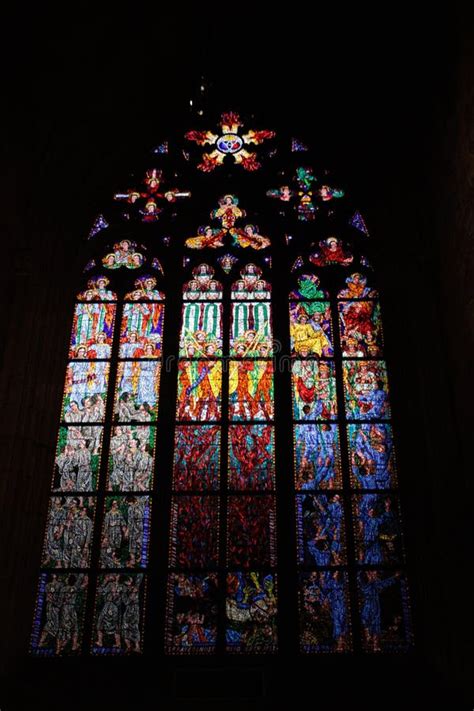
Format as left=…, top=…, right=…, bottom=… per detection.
left=292, top=266, right=412, bottom=652
left=31, top=274, right=164, bottom=655
left=32, top=108, right=412, bottom=659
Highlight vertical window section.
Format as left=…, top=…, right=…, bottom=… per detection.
left=338, top=272, right=412, bottom=652
left=30, top=276, right=116, bottom=656
left=290, top=273, right=352, bottom=653
left=226, top=264, right=277, bottom=654
left=92, top=275, right=165, bottom=656
left=165, top=264, right=222, bottom=654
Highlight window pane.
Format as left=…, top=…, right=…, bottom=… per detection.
left=338, top=300, right=383, bottom=357
left=296, top=494, right=346, bottom=566
left=228, top=425, right=275, bottom=491
left=289, top=301, right=333, bottom=357
left=100, top=495, right=151, bottom=568
left=229, top=360, right=274, bottom=421
left=342, top=360, right=391, bottom=420
left=92, top=573, right=146, bottom=655
left=179, top=302, right=223, bottom=357
left=294, top=424, right=342, bottom=490
left=227, top=495, right=277, bottom=567
left=298, top=571, right=351, bottom=652
left=291, top=360, right=337, bottom=420
left=62, top=361, right=110, bottom=422
left=226, top=572, right=278, bottom=653
left=165, top=573, right=218, bottom=654
left=173, top=425, right=221, bottom=491
left=107, top=425, right=156, bottom=492
left=169, top=496, right=219, bottom=568
left=119, top=303, right=164, bottom=358
left=114, top=361, right=162, bottom=422
left=30, top=572, right=88, bottom=656
left=230, top=302, right=272, bottom=357
left=176, top=360, right=222, bottom=421
left=69, top=303, right=116, bottom=359
left=53, top=426, right=103, bottom=492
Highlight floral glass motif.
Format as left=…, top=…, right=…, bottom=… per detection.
left=228, top=425, right=275, bottom=491
left=343, top=361, right=391, bottom=420
left=165, top=573, right=218, bottom=654
left=31, top=573, right=88, bottom=656
left=114, top=168, right=190, bottom=221
left=296, top=493, right=346, bottom=566
left=107, top=425, right=156, bottom=492
left=226, top=572, right=278, bottom=653
left=267, top=167, right=344, bottom=221
left=173, top=425, right=221, bottom=491
left=217, top=253, right=238, bottom=274
left=294, top=424, right=342, bottom=490
left=291, top=361, right=337, bottom=420
left=185, top=111, right=275, bottom=172
left=289, top=302, right=333, bottom=357
left=114, top=361, right=161, bottom=422
left=298, top=572, right=351, bottom=652
left=100, top=496, right=151, bottom=568
left=53, top=426, right=103, bottom=492
left=102, top=240, right=145, bottom=270
left=92, top=573, right=146, bottom=655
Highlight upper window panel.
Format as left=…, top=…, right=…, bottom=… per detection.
left=185, top=112, right=275, bottom=172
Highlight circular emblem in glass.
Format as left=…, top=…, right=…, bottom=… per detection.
left=216, top=133, right=243, bottom=154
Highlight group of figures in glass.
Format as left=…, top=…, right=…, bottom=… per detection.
left=31, top=115, right=411, bottom=657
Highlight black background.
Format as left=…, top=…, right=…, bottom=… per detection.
left=1, top=4, right=473, bottom=709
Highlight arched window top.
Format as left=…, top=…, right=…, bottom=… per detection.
left=231, top=264, right=271, bottom=300
left=76, top=276, right=117, bottom=302
left=290, top=274, right=328, bottom=300
left=337, top=272, right=378, bottom=299
left=102, top=240, right=145, bottom=270
left=184, top=111, right=275, bottom=172
left=183, top=264, right=223, bottom=300
left=31, top=107, right=413, bottom=659
left=309, top=237, right=354, bottom=268
left=124, top=276, right=165, bottom=302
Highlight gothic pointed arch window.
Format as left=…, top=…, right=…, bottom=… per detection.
left=30, top=111, right=413, bottom=658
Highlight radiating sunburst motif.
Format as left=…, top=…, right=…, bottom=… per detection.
left=185, top=112, right=275, bottom=172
